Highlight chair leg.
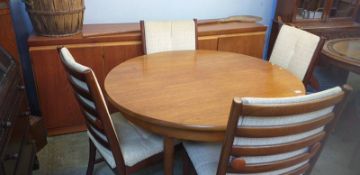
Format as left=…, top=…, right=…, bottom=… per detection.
left=87, top=139, right=96, bottom=175
left=182, top=149, right=190, bottom=175
left=182, top=148, right=196, bottom=175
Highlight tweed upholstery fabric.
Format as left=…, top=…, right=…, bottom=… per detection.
left=184, top=142, right=308, bottom=175
left=184, top=86, right=342, bottom=175
left=88, top=113, right=163, bottom=168
left=269, top=24, right=320, bottom=80
left=144, top=20, right=196, bottom=54
left=60, top=47, right=163, bottom=169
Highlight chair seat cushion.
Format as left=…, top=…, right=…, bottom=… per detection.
left=88, top=112, right=163, bottom=168
left=183, top=142, right=307, bottom=175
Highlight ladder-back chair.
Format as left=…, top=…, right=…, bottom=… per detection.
left=184, top=85, right=351, bottom=175
left=59, top=47, right=164, bottom=175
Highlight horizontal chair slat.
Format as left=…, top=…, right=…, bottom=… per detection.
left=85, top=116, right=104, bottom=131
left=236, top=113, right=334, bottom=138
left=231, top=132, right=325, bottom=156
left=75, top=96, right=99, bottom=117
left=70, top=81, right=92, bottom=100
left=88, top=124, right=111, bottom=149
left=283, top=163, right=310, bottom=175
left=230, top=142, right=320, bottom=173
left=242, top=93, right=344, bottom=116
left=64, top=65, right=88, bottom=81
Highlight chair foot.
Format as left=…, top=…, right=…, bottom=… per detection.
left=86, top=139, right=96, bottom=175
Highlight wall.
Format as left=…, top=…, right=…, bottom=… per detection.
left=84, top=0, right=275, bottom=25
left=9, top=0, right=277, bottom=115
left=84, top=0, right=278, bottom=58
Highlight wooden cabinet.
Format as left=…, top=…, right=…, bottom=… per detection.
left=218, top=33, right=265, bottom=58
left=268, top=0, right=360, bottom=56
left=28, top=21, right=267, bottom=135
left=0, top=1, right=20, bottom=64
left=0, top=47, right=36, bottom=175
left=274, top=0, right=360, bottom=23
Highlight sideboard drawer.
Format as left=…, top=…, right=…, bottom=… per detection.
left=2, top=90, right=28, bottom=175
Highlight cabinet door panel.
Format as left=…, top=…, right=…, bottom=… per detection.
left=31, top=46, right=103, bottom=132
left=103, top=43, right=143, bottom=113
left=68, top=47, right=105, bottom=86
left=103, top=42, right=143, bottom=75
left=3, top=94, right=28, bottom=175
left=198, top=37, right=218, bottom=50
left=0, top=9, right=20, bottom=63
left=31, top=49, right=84, bottom=130
left=218, top=33, right=265, bottom=58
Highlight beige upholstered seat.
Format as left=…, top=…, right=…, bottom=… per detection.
left=141, top=20, right=197, bottom=54
left=88, top=113, right=163, bottom=168
left=269, top=24, right=322, bottom=84
left=184, top=86, right=350, bottom=175
left=59, top=47, right=164, bottom=175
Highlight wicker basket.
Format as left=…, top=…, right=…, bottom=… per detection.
left=25, top=0, right=85, bottom=37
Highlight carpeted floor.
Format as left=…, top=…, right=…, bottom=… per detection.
left=32, top=73, right=360, bottom=175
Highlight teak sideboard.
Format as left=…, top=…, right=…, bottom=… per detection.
left=28, top=21, right=267, bottom=135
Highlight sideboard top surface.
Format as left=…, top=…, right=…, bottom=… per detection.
left=28, top=21, right=267, bottom=47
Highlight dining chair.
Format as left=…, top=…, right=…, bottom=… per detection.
left=183, top=85, right=351, bottom=175
left=140, top=19, right=198, bottom=54
left=269, top=23, right=325, bottom=87
left=58, top=47, right=164, bottom=175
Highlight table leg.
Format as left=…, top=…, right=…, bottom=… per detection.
left=164, top=137, right=175, bottom=175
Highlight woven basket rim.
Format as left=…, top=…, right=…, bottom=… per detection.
left=36, top=29, right=82, bottom=37
left=27, top=7, right=85, bottom=15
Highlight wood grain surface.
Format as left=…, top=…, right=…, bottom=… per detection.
left=28, top=21, right=267, bottom=135
left=322, top=37, right=360, bottom=74
left=104, top=50, right=305, bottom=137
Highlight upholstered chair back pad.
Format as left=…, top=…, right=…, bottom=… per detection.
left=59, top=48, right=127, bottom=169
left=217, top=86, right=346, bottom=174
left=269, top=24, right=320, bottom=81
left=143, top=20, right=196, bottom=54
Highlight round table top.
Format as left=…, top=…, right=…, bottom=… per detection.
left=322, top=38, right=360, bottom=73
left=104, top=50, right=305, bottom=132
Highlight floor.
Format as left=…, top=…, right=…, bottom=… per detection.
left=32, top=73, right=360, bottom=175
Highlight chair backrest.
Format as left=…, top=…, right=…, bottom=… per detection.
left=140, top=19, right=198, bottom=54
left=58, top=47, right=126, bottom=172
left=269, top=24, right=325, bottom=86
left=217, top=85, right=351, bottom=175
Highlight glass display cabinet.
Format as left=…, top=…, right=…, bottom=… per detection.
left=269, top=0, right=360, bottom=55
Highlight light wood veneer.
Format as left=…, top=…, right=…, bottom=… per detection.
left=104, top=50, right=305, bottom=141
left=29, top=21, right=267, bottom=135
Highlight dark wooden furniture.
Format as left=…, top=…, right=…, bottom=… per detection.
left=184, top=85, right=351, bottom=175
left=322, top=37, right=360, bottom=74
left=104, top=50, right=306, bottom=175
left=269, top=0, right=360, bottom=56
left=0, top=0, right=20, bottom=64
left=28, top=21, right=267, bottom=135
left=59, top=47, right=164, bottom=175
left=0, top=46, right=36, bottom=175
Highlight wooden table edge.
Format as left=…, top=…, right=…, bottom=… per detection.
left=322, top=38, right=360, bottom=74
left=105, top=93, right=226, bottom=142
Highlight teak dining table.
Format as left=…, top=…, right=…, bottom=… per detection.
left=104, top=50, right=305, bottom=175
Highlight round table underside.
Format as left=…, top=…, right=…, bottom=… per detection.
left=105, top=50, right=305, bottom=141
